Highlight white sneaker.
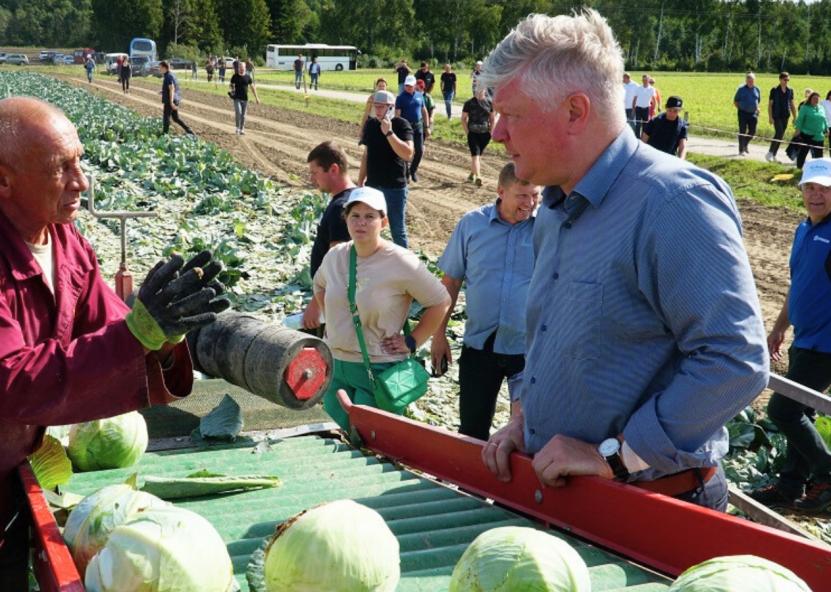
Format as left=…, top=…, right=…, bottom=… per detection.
left=240, top=129, right=245, bottom=135
left=235, top=128, right=240, bottom=135
left=765, top=152, right=774, bottom=162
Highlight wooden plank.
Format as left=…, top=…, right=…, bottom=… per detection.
left=728, top=486, right=817, bottom=540
left=768, top=373, right=831, bottom=415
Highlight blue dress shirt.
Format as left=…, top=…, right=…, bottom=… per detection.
left=788, top=216, right=831, bottom=353
left=438, top=202, right=535, bottom=356
left=521, top=130, right=769, bottom=479
left=734, top=84, right=761, bottom=114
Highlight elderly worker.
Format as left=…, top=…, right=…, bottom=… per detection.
left=432, top=163, right=540, bottom=440
left=480, top=11, right=769, bottom=511
left=734, top=72, right=761, bottom=156
left=0, top=97, right=229, bottom=587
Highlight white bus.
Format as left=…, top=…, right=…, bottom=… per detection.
left=266, top=44, right=359, bottom=71
left=129, top=38, right=157, bottom=62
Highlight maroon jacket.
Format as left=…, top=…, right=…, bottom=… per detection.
left=0, top=212, right=193, bottom=521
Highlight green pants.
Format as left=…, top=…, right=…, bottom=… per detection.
left=323, top=359, right=398, bottom=430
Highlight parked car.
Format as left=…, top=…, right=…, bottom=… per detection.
left=168, top=58, right=193, bottom=71
left=104, top=53, right=128, bottom=74
left=145, top=60, right=163, bottom=77
left=0, top=53, right=7, bottom=64
left=6, top=54, right=30, bottom=66
left=62, top=55, right=75, bottom=65
left=49, top=53, right=65, bottom=65
left=131, top=56, right=150, bottom=76
left=39, top=50, right=57, bottom=63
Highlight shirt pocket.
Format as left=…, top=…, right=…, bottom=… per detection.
left=561, top=281, right=603, bottom=360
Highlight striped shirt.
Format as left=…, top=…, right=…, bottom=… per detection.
left=521, top=130, right=769, bottom=480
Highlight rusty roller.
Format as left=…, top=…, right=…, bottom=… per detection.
left=188, top=312, right=332, bottom=409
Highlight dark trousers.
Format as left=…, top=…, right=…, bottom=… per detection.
left=458, top=336, right=525, bottom=441
left=163, top=103, right=193, bottom=135
left=409, top=122, right=424, bottom=177
left=0, top=479, right=31, bottom=590
left=796, top=137, right=824, bottom=169
left=625, top=108, right=636, bottom=134
left=633, top=107, right=649, bottom=138
left=768, top=347, right=831, bottom=493
left=769, top=117, right=789, bottom=155
left=674, top=464, right=729, bottom=511
left=737, top=110, right=758, bottom=153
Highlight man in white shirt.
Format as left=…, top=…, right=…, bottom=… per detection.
left=623, top=72, right=640, bottom=134
left=631, top=74, right=656, bottom=138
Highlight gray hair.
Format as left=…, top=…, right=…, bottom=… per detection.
left=479, top=10, right=625, bottom=129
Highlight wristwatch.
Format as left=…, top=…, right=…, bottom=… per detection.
left=404, top=335, right=417, bottom=353
left=598, top=438, right=630, bottom=481
left=385, top=130, right=394, bottom=137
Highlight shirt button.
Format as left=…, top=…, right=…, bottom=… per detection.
left=541, top=324, right=547, bottom=331
left=564, top=222, right=572, bottom=229
left=530, top=377, right=536, bottom=384
left=553, top=272, right=559, bottom=279
left=529, top=428, right=536, bottom=435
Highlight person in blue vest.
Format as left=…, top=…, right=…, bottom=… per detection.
left=395, top=75, right=431, bottom=183
left=750, top=158, right=831, bottom=512
left=733, top=72, right=761, bottom=156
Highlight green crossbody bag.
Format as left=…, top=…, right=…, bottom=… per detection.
left=348, top=245, right=430, bottom=414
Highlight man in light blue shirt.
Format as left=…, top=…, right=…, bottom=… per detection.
left=733, top=72, right=761, bottom=155
left=479, top=11, right=769, bottom=511
left=432, top=163, right=540, bottom=440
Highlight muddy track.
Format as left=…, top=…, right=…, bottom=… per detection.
left=66, top=75, right=801, bottom=345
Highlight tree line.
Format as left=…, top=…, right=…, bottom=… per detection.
left=1, top=0, right=831, bottom=74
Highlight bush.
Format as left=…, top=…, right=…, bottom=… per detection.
left=166, top=43, right=201, bottom=63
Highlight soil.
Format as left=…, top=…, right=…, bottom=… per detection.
left=69, top=74, right=801, bottom=373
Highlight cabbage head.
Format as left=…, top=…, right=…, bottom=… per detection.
left=67, top=411, right=148, bottom=471
left=669, top=554, right=812, bottom=591
left=449, top=526, right=591, bottom=592
left=264, top=499, right=399, bottom=592
left=85, top=506, right=237, bottom=592
left=64, top=483, right=167, bottom=574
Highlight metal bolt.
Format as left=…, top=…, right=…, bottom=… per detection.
left=534, top=489, right=543, bottom=504
left=302, top=369, right=313, bottom=380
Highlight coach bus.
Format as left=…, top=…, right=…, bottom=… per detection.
left=129, top=38, right=157, bottom=62
left=265, top=44, right=359, bottom=71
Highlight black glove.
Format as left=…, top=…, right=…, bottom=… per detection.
left=126, top=251, right=231, bottom=350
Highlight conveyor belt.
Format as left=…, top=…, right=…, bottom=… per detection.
left=63, top=435, right=670, bottom=591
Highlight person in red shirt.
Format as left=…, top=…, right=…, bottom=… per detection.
left=0, top=97, right=229, bottom=587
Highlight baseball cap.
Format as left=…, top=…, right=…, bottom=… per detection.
left=666, top=96, right=683, bottom=109
left=476, top=60, right=483, bottom=65
left=404, top=75, right=417, bottom=86
left=346, top=187, right=387, bottom=215
left=799, top=158, right=831, bottom=187
left=373, top=90, right=395, bottom=104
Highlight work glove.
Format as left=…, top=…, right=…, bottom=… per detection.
left=126, top=251, right=231, bottom=351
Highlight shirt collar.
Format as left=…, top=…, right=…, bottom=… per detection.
left=0, top=210, right=46, bottom=280
left=489, top=198, right=536, bottom=225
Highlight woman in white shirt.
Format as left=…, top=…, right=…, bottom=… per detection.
left=314, top=187, right=450, bottom=429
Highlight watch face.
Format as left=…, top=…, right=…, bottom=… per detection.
left=598, top=438, right=620, bottom=457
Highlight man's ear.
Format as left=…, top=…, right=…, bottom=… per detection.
left=565, top=93, right=591, bottom=134
left=0, top=164, right=13, bottom=202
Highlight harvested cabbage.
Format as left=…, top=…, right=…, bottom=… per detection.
left=67, top=411, right=148, bottom=471
left=669, top=554, right=812, bottom=591
left=449, top=526, right=591, bottom=592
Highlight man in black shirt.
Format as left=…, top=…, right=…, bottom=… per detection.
left=160, top=61, right=194, bottom=136
left=229, top=61, right=260, bottom=135
left=440, top=63, right=457, bottom=119
left=358, top=90, right=414, bottom=247
left=303, top=141, right=355, bottom=330
left=395, top=59, right=411, bottom=94
left=414, top=61, right=436, bottom=94
left=641, top=96, right=688, bottom=159
left=767, top=71, right=797, bottom=162
left=294, top=54, right=304, bottom=89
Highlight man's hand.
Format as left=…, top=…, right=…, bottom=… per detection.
left=768, top=328, right=787, bottom=362
left=126, top=251, right=231, bottom=351
left=530, top=434, right=614, bottom=488
left=380, top=117, right=392, bottom=136
left=430, top=333, right=452, bottom=376
left=482, top=414, right=526, bottom=482
left=302, top=298, right=322, bottom=330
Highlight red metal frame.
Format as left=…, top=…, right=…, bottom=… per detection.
left=19, top=462, right=84, bottom=592
left=340, top=396, right=831, bottom=590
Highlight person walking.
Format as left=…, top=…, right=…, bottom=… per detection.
left=416, top=79, right=435, bottom=121
left=229, top=61, right=260, bottom=135
left=749, top=158, right=831, bottom=512
left=294, top=54, right=305, bottom=89
left=395, top=59, right=412, bottom=94
left=313, top=187, right=450, bottom=430
left=308, top=57, right=321, bottom=91
left=648, top=76, right=662, bottom=120
left=479, top=10, right=767, bottom=511
left=441, top=63, right=457, bottom=119
left=623, top=72, right=639, bottom=133
left=734, top=72, right=761, bottom=156
left=822, top=91, right=831, bottom=154
left=120, top=56, right=132, bottom=94
left=205, top=58, right=214, bottom=83
left=359, top=79, right=389, bottom=138
left=461, top=89, right=497, bottom=186
left=767, top=72, right=797, bottom=162
left=631, top=74, right=656, bottom=138
left=793, top=91, right=828, bottom=169
left=414, top=61, right=435, bottom=94
left=218, top=59, right=226, bottom=84
left=432, top=163, right=540, bottom=440
left=246, top=60, right=255, bottom=83
left=191, top=60, right=197, bottom=80
left=641, top=96, right=688, bottom=159
left=395, top=75, right=430, bottom=183
left=358, top=90, right=414, bottom=248
left=160, top=61, right=194, bottom=136
left=84, top=55, right=95, bottom=83
left=471, top=60, right=483, bottom=96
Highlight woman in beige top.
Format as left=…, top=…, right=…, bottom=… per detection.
left=358, top=78, right=389, bottom=138
left=314, top=186, right=450, bottom=429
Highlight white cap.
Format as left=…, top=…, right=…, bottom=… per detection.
left=373, top=90, right=395, bottom=104
left=476, top=60, right=483, bottom=65
left=799, top=158, right=831, bottom=187
left=346, top=187, right=387, bottom=216
left=404, top=75, right=417, bottom=86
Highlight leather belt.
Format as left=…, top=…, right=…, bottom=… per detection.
left=634, top=466, right=717, bottom=497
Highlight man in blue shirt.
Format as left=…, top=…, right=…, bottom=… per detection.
left=478, top=10, right=768, bottom=511
left=733, top=72, right=761, bottom=156
left=395, top=75, right=431, bottom=183
left=750, top=158, right=831, bottom=512
left=160, top=61, right=193, bottom=136
left=432, top=163, right=540, bottom=440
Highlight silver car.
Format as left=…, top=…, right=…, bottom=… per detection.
left=6, top=54, right=30, bottom=66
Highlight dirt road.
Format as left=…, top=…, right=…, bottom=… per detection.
left=71, top=75, right=801, bottom=357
